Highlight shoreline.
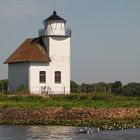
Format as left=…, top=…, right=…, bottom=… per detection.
left=0, top=107, right=140, bottom=130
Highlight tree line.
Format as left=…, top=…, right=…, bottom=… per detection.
left=0, top=79, right=140, bottom=96
left=71, top=81, right=140, bottom=96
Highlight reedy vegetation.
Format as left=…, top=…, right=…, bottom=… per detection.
left=0, top=93, right=139, bottom=109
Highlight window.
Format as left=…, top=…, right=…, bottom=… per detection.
left=39, top=71, right=46, bottom=83
left=55, top=71, right=61, bottom=83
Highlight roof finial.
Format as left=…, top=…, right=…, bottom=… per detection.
left=53, top=10, right=57, bottom=15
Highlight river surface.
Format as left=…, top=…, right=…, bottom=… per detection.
left=0, top=125, right=139, bottom=140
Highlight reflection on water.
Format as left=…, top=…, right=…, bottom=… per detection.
left=0, top=125, right=139, bottom=140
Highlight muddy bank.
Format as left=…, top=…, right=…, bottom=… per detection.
left=0, top=107, right=140, bottom=130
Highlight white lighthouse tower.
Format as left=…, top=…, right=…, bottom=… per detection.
left=38, top=11, right=71, bottom=94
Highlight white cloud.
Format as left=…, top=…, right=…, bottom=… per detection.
left=0, top=0, right=41, bottom=18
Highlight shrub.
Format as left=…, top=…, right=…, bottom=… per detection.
left=80, top=95, right=88, bottom=100
left=0, top=79, right=8, bottom=93
left=16, top=85, right=29, bottom=95
left=64, top=94, right=79, bottom=100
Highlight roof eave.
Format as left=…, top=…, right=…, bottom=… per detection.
left=4, top=59, right=51, bottom=64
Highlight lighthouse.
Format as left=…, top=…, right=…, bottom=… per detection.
left=5, top=11, right=71, bottom=94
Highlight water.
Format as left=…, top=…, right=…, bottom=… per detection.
left=0, top=125, right=139, bottom=140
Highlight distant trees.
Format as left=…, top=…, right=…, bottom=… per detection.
left=70, top=81, right=110, bottom=94
left=70, top=80, right=140, bottom=96
left=70, top=81, right=80, bottom=93
left=111, top=81, right=123, bottom=94
left=123, top=83, right=140, bottom=96
left=1, top=79, right=140, bottom=96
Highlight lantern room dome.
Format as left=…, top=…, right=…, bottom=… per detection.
left=43, top=11, right=66, bottom=24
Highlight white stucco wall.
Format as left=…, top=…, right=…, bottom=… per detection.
left=8, top=63, right=29, bottom=91
left=29, top=36, right=70, bottom=94
left=29, top=63, right=49, bottom=94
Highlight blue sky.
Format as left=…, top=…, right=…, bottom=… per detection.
left=0, top=0, right=140, bottom=84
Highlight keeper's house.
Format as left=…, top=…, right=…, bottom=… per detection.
left=4, top=11, right=71, bottom=94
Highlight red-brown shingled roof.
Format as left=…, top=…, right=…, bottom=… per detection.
left=4, top=38, right=51, bottom=64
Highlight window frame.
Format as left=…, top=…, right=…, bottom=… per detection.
left=39, top=71, right=46, bottom=83
left=55, top=71, right=61, bottom=84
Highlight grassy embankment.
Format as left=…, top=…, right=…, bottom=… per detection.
left=0, top=92, right=140, bottom=109
left=0, top=92, right=140, bottom=129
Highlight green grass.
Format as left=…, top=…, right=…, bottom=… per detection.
left=0, top=93, right=140, bottom=109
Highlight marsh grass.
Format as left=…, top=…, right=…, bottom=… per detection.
left=0, top=93, right=139, bottom=109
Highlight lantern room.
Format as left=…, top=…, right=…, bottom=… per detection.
left=39, top=11, right=71, bottom=37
